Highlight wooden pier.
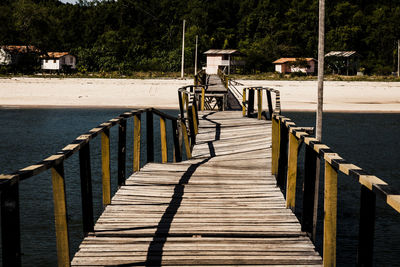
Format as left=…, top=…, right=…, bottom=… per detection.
left=71, top=111, right=322, bottom=266
left=1, top=72, right=399, bottom=266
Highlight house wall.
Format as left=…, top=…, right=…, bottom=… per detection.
left=42, top=59, right=61, bottom=70
left=206, top=55, right=223, bottom=74
left=63, top=55, right=76, bottom=69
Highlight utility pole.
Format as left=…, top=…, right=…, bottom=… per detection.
left=316, top=0, right=325, bottom=141
left=194, top=35, right=198, bottom=75
left=398, top=39, right=399, bottom=77
left=181, top=20, right=185, bottom=79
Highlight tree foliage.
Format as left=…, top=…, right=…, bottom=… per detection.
left=0, top=0, right=399, bottom=74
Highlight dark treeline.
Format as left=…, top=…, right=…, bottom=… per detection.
left=1, top=0, right=399, bottom=74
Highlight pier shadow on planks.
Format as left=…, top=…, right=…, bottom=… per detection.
left=71, top=111, right=322, bottom=266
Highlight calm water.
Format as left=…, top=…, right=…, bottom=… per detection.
left=0, top=109, right=399, bottom=266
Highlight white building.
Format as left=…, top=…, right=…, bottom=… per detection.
left=204, top=49, right=244, bottom=74
left=273, top=58, right=316, bottom=74
left=41, top=52, right=76, bottom=71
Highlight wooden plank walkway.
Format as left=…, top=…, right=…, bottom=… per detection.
left=71, top=111, right=322, bottom=266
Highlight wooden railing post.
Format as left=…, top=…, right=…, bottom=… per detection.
left=118, top=119, right=127, bottom=186
left=324, top=161, right=338, bottom=267
left=160, top=117, right=168, bottom=163
left=201, top=87, right=205, bottom=111
left=172, top=119, right=182, bottom=162
left=101, top=128, right=111, bottom=206
left=357, top=185, right=376, bottom=267
left=79, top=143, right=94, bottom=235
left=286, top=132, right=300, bottom=210
left=242, top=88, right=247, bottom=117
left=133, top=114, right=141, bottom=172
left=266, top=90, right=273, bottom=120
left=302, top=145, right=319, bottom=241
left=277, top=122, right=288, bottom=190
left=146, top=110, right=154, bottom=163
left=271, top=116, right=280, bottom=176
left=178, top=91, right=185, bottom=119
left=257, top=89, right=262, bottom=120
left=247, top=89, right=255, bottom=117
left=51, top=162, right=70, bottom=267
left=181, top=120, right=192, bottom=159
left=188, top=105, right=196, bottom=148
left=1, top=182, right=21, bottom=267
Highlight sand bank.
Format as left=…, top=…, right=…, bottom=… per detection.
left=0, top=77, right=399, bottom=112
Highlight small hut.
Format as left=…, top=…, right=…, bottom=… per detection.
left=204, top=49, right=244, bottom=75
left=325, top=51, right=360, bottom=75
left=272, top=58, right=316, bottom=74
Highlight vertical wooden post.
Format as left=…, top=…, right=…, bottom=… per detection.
left=242, top=88, right=247, bottom=117
left=201, top=87, right=205, bottom=111
left=79, top=143, right=94, bottom=235
left=324, top=161, right=337, bottom=267
left=181, top=120, right=192, bottom=159
left=1, top=182, right=21, bottom=267
left=271, top=117, right=280, bottom=176
left=172, top=119, right=182, bottom=162
left=286, top=132, right=300, bottom=210
left=266, top=90, right=273, bottom=119
left=357, top=185, right=376, bottom=267
left=146, top=110, right=154, bottom=163
left=247, top=89, right=255, bottom=117
left=118, top=119, right=127, bottom=186
left=302, top=145, right=319, bottom=241
left=101, top=129, right=111, bottom=206
left=160, top=117, right=168, bottom=163
left=192, top=104, right=198, bottom=135
left=178, top=92, right=185, bottom=119
left=277, top=121, right=288, bottom=190
left=188, top=105, right=196, bottom=147
left=133, top=114, right=141, bottom=172
left=257, top=89, right=262, bottom=120
left=51, top=163, right=70, bottom=267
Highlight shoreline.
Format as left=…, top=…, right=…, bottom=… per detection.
left=1, top=77, right=400, bottom=113
left=2, top=104, right=400, bottom=114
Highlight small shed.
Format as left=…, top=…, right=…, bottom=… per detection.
left=0, top=45, right=41, bottom=65
left=204, top=49, right=244, bottom=75
left=325, top=51, right=360, bottom=75
left=41, top=52, right=76, bottom=71
left=273, top=58, right=316, bottom=74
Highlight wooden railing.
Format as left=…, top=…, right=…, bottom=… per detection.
left=0, top=87, right=200, bottom=267
left=242, top=87, right=281, bottom=120
left=245, top=86, right=400, bottom=266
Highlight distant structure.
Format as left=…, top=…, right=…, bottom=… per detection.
left=41, top=52, right=76, bottom=71
left=0, top=45, right=41, bottom=65
left=325, top=51, right=360, bottom=75
left=273, top=58, right=316, bottom=74
left=204, top=49, right=244, bottom=75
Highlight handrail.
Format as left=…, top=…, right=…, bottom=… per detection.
left=241, top=86, right=400, bottom=267
left=241, top=86, right=400, bottom=266
left=0, top=88, right=201, bottom=266
left=242, top=87, right=281, bottom=120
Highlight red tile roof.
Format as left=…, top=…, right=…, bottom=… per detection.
left=1, top=45, right=41, bottom=53
left=273, top=58, right=316, bottom=64
left=43, top=52, right=71, bottom=59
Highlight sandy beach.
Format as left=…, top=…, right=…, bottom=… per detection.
left=0, top=77, right=399, bottom=112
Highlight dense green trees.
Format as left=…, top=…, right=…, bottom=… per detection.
left=1, top=0, right=399, bottom=74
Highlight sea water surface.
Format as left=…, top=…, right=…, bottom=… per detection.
left=0, top=108, right=399, bottom=266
